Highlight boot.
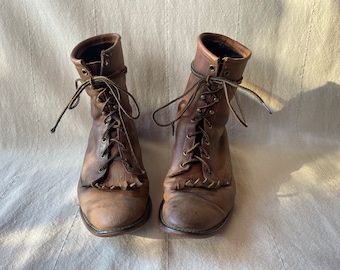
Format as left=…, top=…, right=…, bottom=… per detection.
left=153, top=32, right=270, bottom=236
left=51, top=33, right=151, bottom=236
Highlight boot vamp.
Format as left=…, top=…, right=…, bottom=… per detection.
left=78, top=180, right=149, bottom=231
left=80, top=118, right=109, bottom=185
left=162, top=121, right=235, bottom=232
left=80, top=114, right=145, bottom=188
left=168, top=116, right=233, bottom=188
left=162, top=178, right=235, bottom=232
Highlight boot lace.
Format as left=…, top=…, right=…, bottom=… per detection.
left=153, top=63, right=272, bottom=188
left=51, top=68, right=145, bottom=189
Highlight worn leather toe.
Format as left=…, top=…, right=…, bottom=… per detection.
left=160, top=187, right=234, bottom=236
left=78, top=183, right=150, bottom=236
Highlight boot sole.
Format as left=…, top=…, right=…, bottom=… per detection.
left=158, top=200, right=233, bottom=238
left=80, top=196, right=152, bottom=237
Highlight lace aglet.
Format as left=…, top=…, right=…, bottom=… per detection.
left=50, top=120, right=60, bottom=133
left=50, top=105, right=69, bottom=134
left=262, top=102, right=272, bottom=114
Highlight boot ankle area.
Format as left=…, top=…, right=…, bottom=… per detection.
left=71, top=33, right=125, bottom=78
left=193, top=32, right=251, bottom=80
left=200, top=32, right=251, bottom=58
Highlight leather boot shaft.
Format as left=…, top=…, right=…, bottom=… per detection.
left=192, top=33, right=251, bottom=81
left=71, top=34, right=146, bottom=189
left=55, top=33, right=151, bottom=236
left=167, top=33, right=252, bottom=189
left=158, top=32, right=252, bottom=236
left=71, top=34, right=132, bottom=119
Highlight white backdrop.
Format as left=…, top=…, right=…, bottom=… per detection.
left=1, top=0, right=339, bottom=269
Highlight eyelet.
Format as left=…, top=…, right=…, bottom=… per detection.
left=182, top=150, right=188, bottom=156
left=196, top=108, right=202, bottom=113
left=100, top=153, right=106, bottom=159
left=81, top=68, right=88, bottom=75
left=104, top=60, right=109, bottom=66
left=97, top=167, right=105, bottom=173
left=209, top=110, right=215, bottom=115
left=101, top=137, right=107, bottom=143
left=121, top=158, right=131, bottom=168
left=186, top=134, right=192, bottom=139
left=180, top=163, right=186, bottom=168
left=224, top=71, right=231, bottom=76
left=191, top=116, right=200, bottom=123
left=209, top=65, right=215, bottom=72
left=101, top=111, right=107, bottom=116
left=200, top=95, right=206, bottom=100
left=205, top=139, right=210, bottom=145
left=205, top=154, right=210, bottom=159
left=213, top=97, right=219, bottom=102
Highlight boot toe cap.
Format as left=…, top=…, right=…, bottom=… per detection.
left=79, top=188, right=150, bottom=236
left=160, top=193, right=232, bottom=235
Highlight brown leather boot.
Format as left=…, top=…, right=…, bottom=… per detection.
left=153, top=32, right=270, bottom=237
left=51, top=33, right=151, bottom=236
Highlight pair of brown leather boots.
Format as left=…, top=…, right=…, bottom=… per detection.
left=52, top=32, right=270, bottom=237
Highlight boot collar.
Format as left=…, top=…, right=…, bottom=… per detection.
left=70, top=33, right=125, bottom=79
left=193, top=32, right=252, bottom=81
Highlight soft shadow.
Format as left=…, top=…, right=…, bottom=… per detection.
left=225, top=82, right=340, bottom=263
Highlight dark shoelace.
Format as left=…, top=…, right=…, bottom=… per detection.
left=153, top=63, right=272, bottom=188
left=153, top=63, right=272, bottom=128
left=51, top=69, right=145, bottom=187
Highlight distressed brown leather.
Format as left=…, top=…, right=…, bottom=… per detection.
left=70, top=34, right=151, bottom=236
left=159, top=33, right=251, bottom=236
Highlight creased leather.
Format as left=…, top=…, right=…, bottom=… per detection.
left=160, top=32, right=251, bottom=235
left=70, top=33, right=150, bottom=234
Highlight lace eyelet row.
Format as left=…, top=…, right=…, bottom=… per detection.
left=97, top=166, right=106, bottom=174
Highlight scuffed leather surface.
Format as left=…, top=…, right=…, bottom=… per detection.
left=70, top=34, right=149, bottom=233
left=160, top=33, right=249, bottom=233
left=0, top=0, right=339, bottom=269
